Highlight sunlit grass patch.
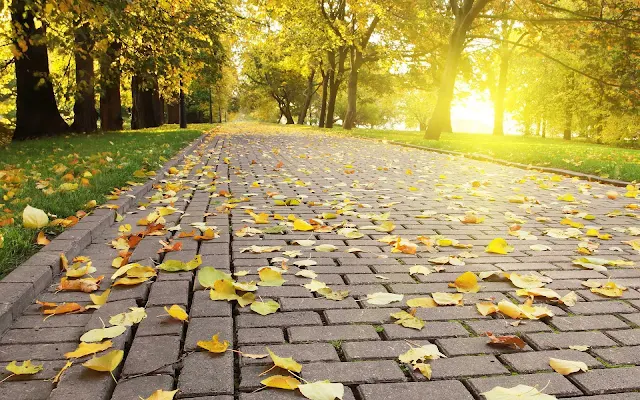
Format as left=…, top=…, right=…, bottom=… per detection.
left=0, top=124, right=206, bottom=278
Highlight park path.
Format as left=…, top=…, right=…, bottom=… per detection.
left=1, top=128, right=640, bottom=400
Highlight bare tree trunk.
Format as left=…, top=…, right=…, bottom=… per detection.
left=99, top=41, right=123, bottom=131
left=10, top=0, right=68, bottom=140
left=297, top=69, right=316, bottom=124
left=542, top=119, right=547, bottom=138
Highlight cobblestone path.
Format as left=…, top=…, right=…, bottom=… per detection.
left=1, top=130, right=640, bottom=400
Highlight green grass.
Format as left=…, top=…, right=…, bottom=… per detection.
left=0, top=124, right=208, bottom=278
left=340, top=129, right=640, bottom=183
left=226, top=122, right=640, bottom=182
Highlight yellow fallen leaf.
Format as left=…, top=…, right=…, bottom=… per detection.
left=549, top=358, right=588, bottom=375
left=258, top=267, right=285, bottom=286
left=449, top=271, right=480, bottom=293
left=51, top=361, right=72, bottom=383
left=293, top=219, right=314, bottom=231
left=431, top=292, right=464, bottom=306
left=476, top=302, right=499, bottom=316
left=36, top=231, right=50, bottom=245
left=413, top=363, right=432, bottom=380
left=250, top=300, right=280, bottom=315
left=267, top=347, right=302, bottom=373
left=569, top=345, right=590, bottom=352
left=591, top=281, right=626, bottom=297
left=391, top=310, right=425, bottom=330
left=485, top=238, right=514, bottom=255
left=209, top=280, right=240, bottom=301
left=198, top=333, right=229, bottom=353
left=298, top=381, right=345, bottom=400
left=5, top=360, right=43, bottom=375
left=557, top=194, right=576, bottom=202
left=80, top=325, right=127, bottom=343
left=109, top=307, right=147, bottom=326
left=113, top=277, right=151, bottom=286
left=506, top=273, right=547, bottom=289
left=481, top=384, right=557, bottom=400
left=82, top=350, right=124, bottom=372
left=65, top=341, right=113, bottom=359
left=498, top=300, right=524, bottom=319
left=164, top=304, right=189, bottom=322
left=366, top=292, right=404, bottom=305
left=398, top=344, right=445, bottom=364
left=23, top=205, right=49, bottom=229
left=89, top=289, right=111, bottom=307
left=252, top=212, right=269, bottom=224
left=261, top=375, right=300, bottom=390
left=406, top=297, right=438, bottom=308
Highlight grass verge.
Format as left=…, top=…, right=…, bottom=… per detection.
left=341, top=129, right=640, bottom=183
left=0, top=124, right=207, bottom=278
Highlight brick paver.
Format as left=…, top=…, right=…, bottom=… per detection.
left=1, top=130, right=640, bottom=399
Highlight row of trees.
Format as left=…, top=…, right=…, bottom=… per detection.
left=238, top=0, right=638, bottom=142
left=1, top=0, right=233, bottom=141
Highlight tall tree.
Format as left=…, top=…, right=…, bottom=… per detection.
left=70, top=22, right=97, bottom=133
left=10, top=0, right=68, bottom=139
left=425, top=0, right=490, bottom=140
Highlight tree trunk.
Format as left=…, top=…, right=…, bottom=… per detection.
left=419, top=121, right=426, bottom=131
left=218, top=103, right=222, bottom=123
left=179, top=79, right=187, bottom=129
left=10, top=0, right=68, bottom=140
left=70, top=23, right=97, bottom=133
left=318, top=70, right=329, bottom=127
left=179, top=80, right=187, bottom=129
left=167, top=98, right=179, bottom=124
left=283, top=101, right=295, bottom=124
left=297, top=69, right=316, bottom=124
left=99, top=41, right=123, bottom=131
left=325, top=48, right=347, bottom=129
left=492, top=51, right=509, bottom=136
left=541, top=119, right=547, bottom=138
left=208, top=87, right=213, bottom=123
left=131, top=75, right=163, bottom=129
left=343, top=48, right=362, bottom=130
left=424, top=26, right=464, bottom=140
left=425, top=0, right=490, bottom=140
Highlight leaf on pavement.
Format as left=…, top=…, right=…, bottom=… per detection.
left=549, top=358, right=589, bottom=375
left=82, top=350, right=124, bottom=372
left=298, top=380, right=345, bottom=400
left=261, top=375, right=300, bottom=390
left=198, top=333, right=229, bottom=353
left=481, top=385, right=557, bottom=400
left=5, top=360, right=43, bottom=375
